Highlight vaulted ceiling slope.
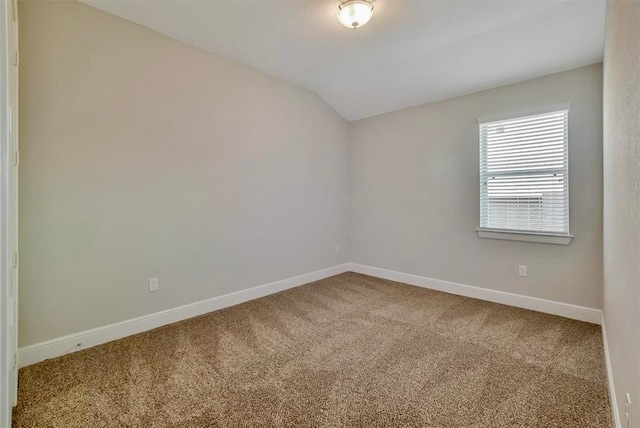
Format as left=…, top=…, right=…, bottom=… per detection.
left=81, top=0, right=605, bottom=121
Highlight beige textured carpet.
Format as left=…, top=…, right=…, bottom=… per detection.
left=13, top=272, right=611, bottom=427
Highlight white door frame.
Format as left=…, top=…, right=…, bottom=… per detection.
left=0, top=0, right=19, bottom=425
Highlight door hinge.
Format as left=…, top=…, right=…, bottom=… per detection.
left=13, top=353, right=17, bottom=369
left=13, top=50, right=19, bottom=67
left=14, top=150, right=19, bottom=167
left=13, top=252, right=18, bottom=268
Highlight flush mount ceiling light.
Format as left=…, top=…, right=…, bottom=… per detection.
left=337, top=0, right=374, bottom=29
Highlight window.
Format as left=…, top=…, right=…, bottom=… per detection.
left=478, top=107, right=571, bottom=245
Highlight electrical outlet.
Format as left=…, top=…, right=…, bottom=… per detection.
left=149, top=278, right=159, bottom=292
left=518, top=265, right=528, bottom=277
left=335, top=244, right=341, bottom=254
left=626, top=393, right=632, bottom=428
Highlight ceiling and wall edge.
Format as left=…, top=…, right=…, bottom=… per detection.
left=78, top=0, right=606, bottom=121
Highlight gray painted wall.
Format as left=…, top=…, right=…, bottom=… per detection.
left=19, top=1, right=607, bottom=354
left=603, top=1, right=640, bottom=425
left=18, top=1, right=349, bottom=346
left=349, top=64, right=603, bottom=310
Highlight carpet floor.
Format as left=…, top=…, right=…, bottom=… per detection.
left=13, top=272, right=611, bottom=427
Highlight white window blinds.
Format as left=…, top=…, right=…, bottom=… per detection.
left=479, top=109, right=569, bottom=235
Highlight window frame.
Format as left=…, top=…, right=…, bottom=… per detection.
left=476, top=105, right=573, bottom=245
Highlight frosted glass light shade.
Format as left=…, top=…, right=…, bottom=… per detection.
left=337, top=0, right=374, bottom=29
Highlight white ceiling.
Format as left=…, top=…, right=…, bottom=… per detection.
left=81, top=0, right=606, bottom=121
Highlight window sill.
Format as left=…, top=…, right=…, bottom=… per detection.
left=476, top=228, right=573, bottom=245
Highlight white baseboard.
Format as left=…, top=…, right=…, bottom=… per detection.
left=347, top=263, right=602, bottom=325
left=19, top=262, right=603, bottom=369
left=18, top=263, right=349, bottom=368
left=601, top=314, right=621, bottom=428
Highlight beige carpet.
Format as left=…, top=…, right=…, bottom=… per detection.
left=13, top=272, right=611, bottom=427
